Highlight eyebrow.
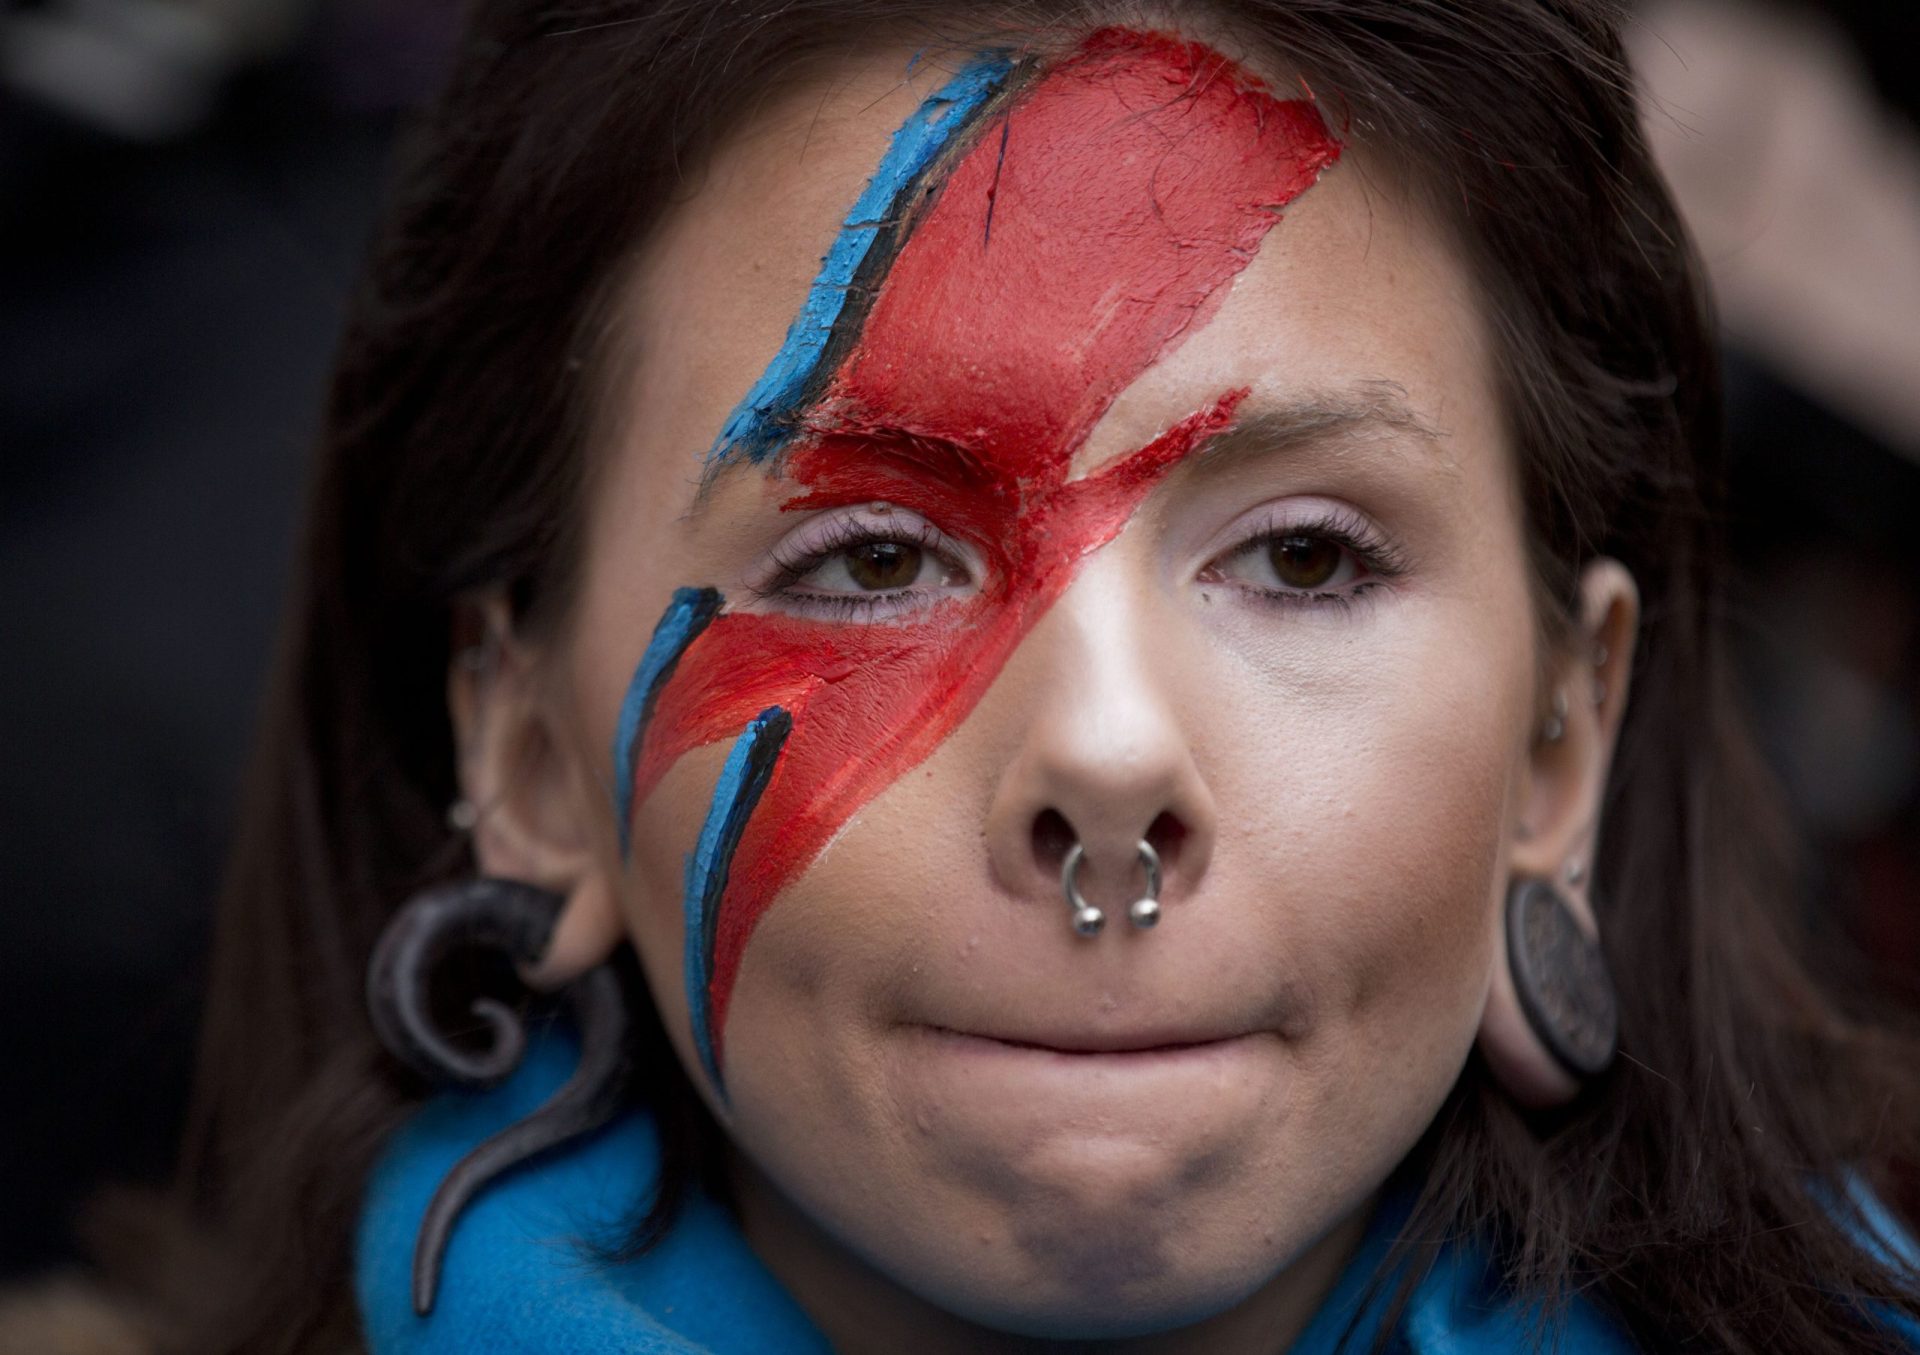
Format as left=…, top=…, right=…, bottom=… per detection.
left=1176, top=381, right=1452, bottom=477
left=686, top=445, right=772, bottom=519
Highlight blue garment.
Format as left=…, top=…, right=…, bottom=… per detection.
left=357, top=1036, right=1916, bottom=1354
left=356, top=1034, right=828, bottom=1355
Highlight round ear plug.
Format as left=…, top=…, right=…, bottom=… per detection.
left=1505, top=877, right=1618, bottom=1079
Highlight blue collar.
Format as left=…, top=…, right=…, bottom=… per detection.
left=356, top=1036, right=1636, bottom=1354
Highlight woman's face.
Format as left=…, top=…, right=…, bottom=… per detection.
left=531, top=27, right=1546, bottom=1347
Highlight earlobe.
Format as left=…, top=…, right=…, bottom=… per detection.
left=1478, top=877, right=1619, bottom=1107
left=1480, top=907, right=1582, bottom=1108
left=519, top=874, right=624, bottom=989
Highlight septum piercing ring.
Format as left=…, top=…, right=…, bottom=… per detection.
left=1062, top=839, right=1163, bottom=937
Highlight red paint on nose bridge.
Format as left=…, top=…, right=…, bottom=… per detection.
left=627, top=28, right=1341, bottom=1070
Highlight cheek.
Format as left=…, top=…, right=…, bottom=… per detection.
left=709, top=736, right=998, bottom=1109
left=619, top=728, right=963, bottom=1123
left=1194, top=603, right=1525, bottom=1085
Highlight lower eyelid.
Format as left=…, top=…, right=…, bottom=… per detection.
left=768, top=551, right=974, bottom=622
left=1226, top=580, right=1385, bottom=619
left=777, top=588, right=969, bottom=625
left=1199, top=538, right=1381, bottom=600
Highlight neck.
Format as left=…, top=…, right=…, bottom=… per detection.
left=727, top=1149, right=1373, bottom=1355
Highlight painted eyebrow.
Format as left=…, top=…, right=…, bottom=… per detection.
left=684, top=418, right=988, bottom=518
left=684, top=383, right=1448, bottom=518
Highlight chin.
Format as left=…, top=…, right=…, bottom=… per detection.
left=891, top=1211, right=1295, bottom=1342
left=849, top=1121, right=1340, bottom=1341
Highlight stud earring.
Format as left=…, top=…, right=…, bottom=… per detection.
left=1565, top=856, right=1586, bottom=886
left=1541, top=689, right=1569, bottom=743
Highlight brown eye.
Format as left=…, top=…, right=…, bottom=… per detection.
left=1267, top=534, right=1341, bottom=588
left=844, top=541, right=923, bottom=591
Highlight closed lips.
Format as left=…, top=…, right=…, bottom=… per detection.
left=920, top=1025, right=1257, bottom=1055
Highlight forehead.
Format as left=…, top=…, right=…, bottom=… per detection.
left=610, top=30, right=1498, bottom=511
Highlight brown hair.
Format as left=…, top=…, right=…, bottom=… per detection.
left=163, top=1, right=1920, bottom=1351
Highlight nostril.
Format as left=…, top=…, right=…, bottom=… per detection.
left=1031, top=808, right=1076, bottom=876
left=1145, top=810, right=1187, bottom=876
left=1031, top=809, right=1186, bottom=881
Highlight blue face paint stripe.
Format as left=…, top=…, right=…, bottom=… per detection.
left=612, top=586, right=723, bottom=857
left=704, top=50, right=1015, bottom=467
left=683, top=705, right=792, bottom=1092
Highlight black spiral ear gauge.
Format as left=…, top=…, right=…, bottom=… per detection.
left=366, top=878, right=634, bottom=1315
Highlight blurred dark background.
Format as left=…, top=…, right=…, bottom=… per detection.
left=0, top=0, right=1916, bottom=1290
left=0, top=0, right=462, bottom=1282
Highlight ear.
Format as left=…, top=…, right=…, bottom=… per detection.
left=1478, top=558, right=1640, bottom=1107
left=448, top=594, right=625, bottom=991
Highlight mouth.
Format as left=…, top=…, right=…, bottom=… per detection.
left=916, top=1024, right=1257, bottom=1057
left=889, top=1023, right=1284, bottom=1124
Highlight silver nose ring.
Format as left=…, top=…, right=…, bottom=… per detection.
left=1061, top=839, right=1163, bottom=937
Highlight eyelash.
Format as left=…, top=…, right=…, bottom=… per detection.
left=1203, top=506, right=1408, bottom=614
left=752, top=515, right=967, bottom=621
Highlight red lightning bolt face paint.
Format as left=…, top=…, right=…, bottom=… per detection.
left=623, top=28, right=1341, bottom=1081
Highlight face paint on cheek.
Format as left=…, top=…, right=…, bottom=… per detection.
left=611, top=587, right=722, bottom=857
left=613, top=29, right=1341, bottom=1092
left=681, top=706, right=790, bottom=1090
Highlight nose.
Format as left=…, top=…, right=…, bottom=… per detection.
left=982, top=558, right=1217, bottom=925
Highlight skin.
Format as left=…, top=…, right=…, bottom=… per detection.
left=451, top=31, right=1641, bottom=1355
